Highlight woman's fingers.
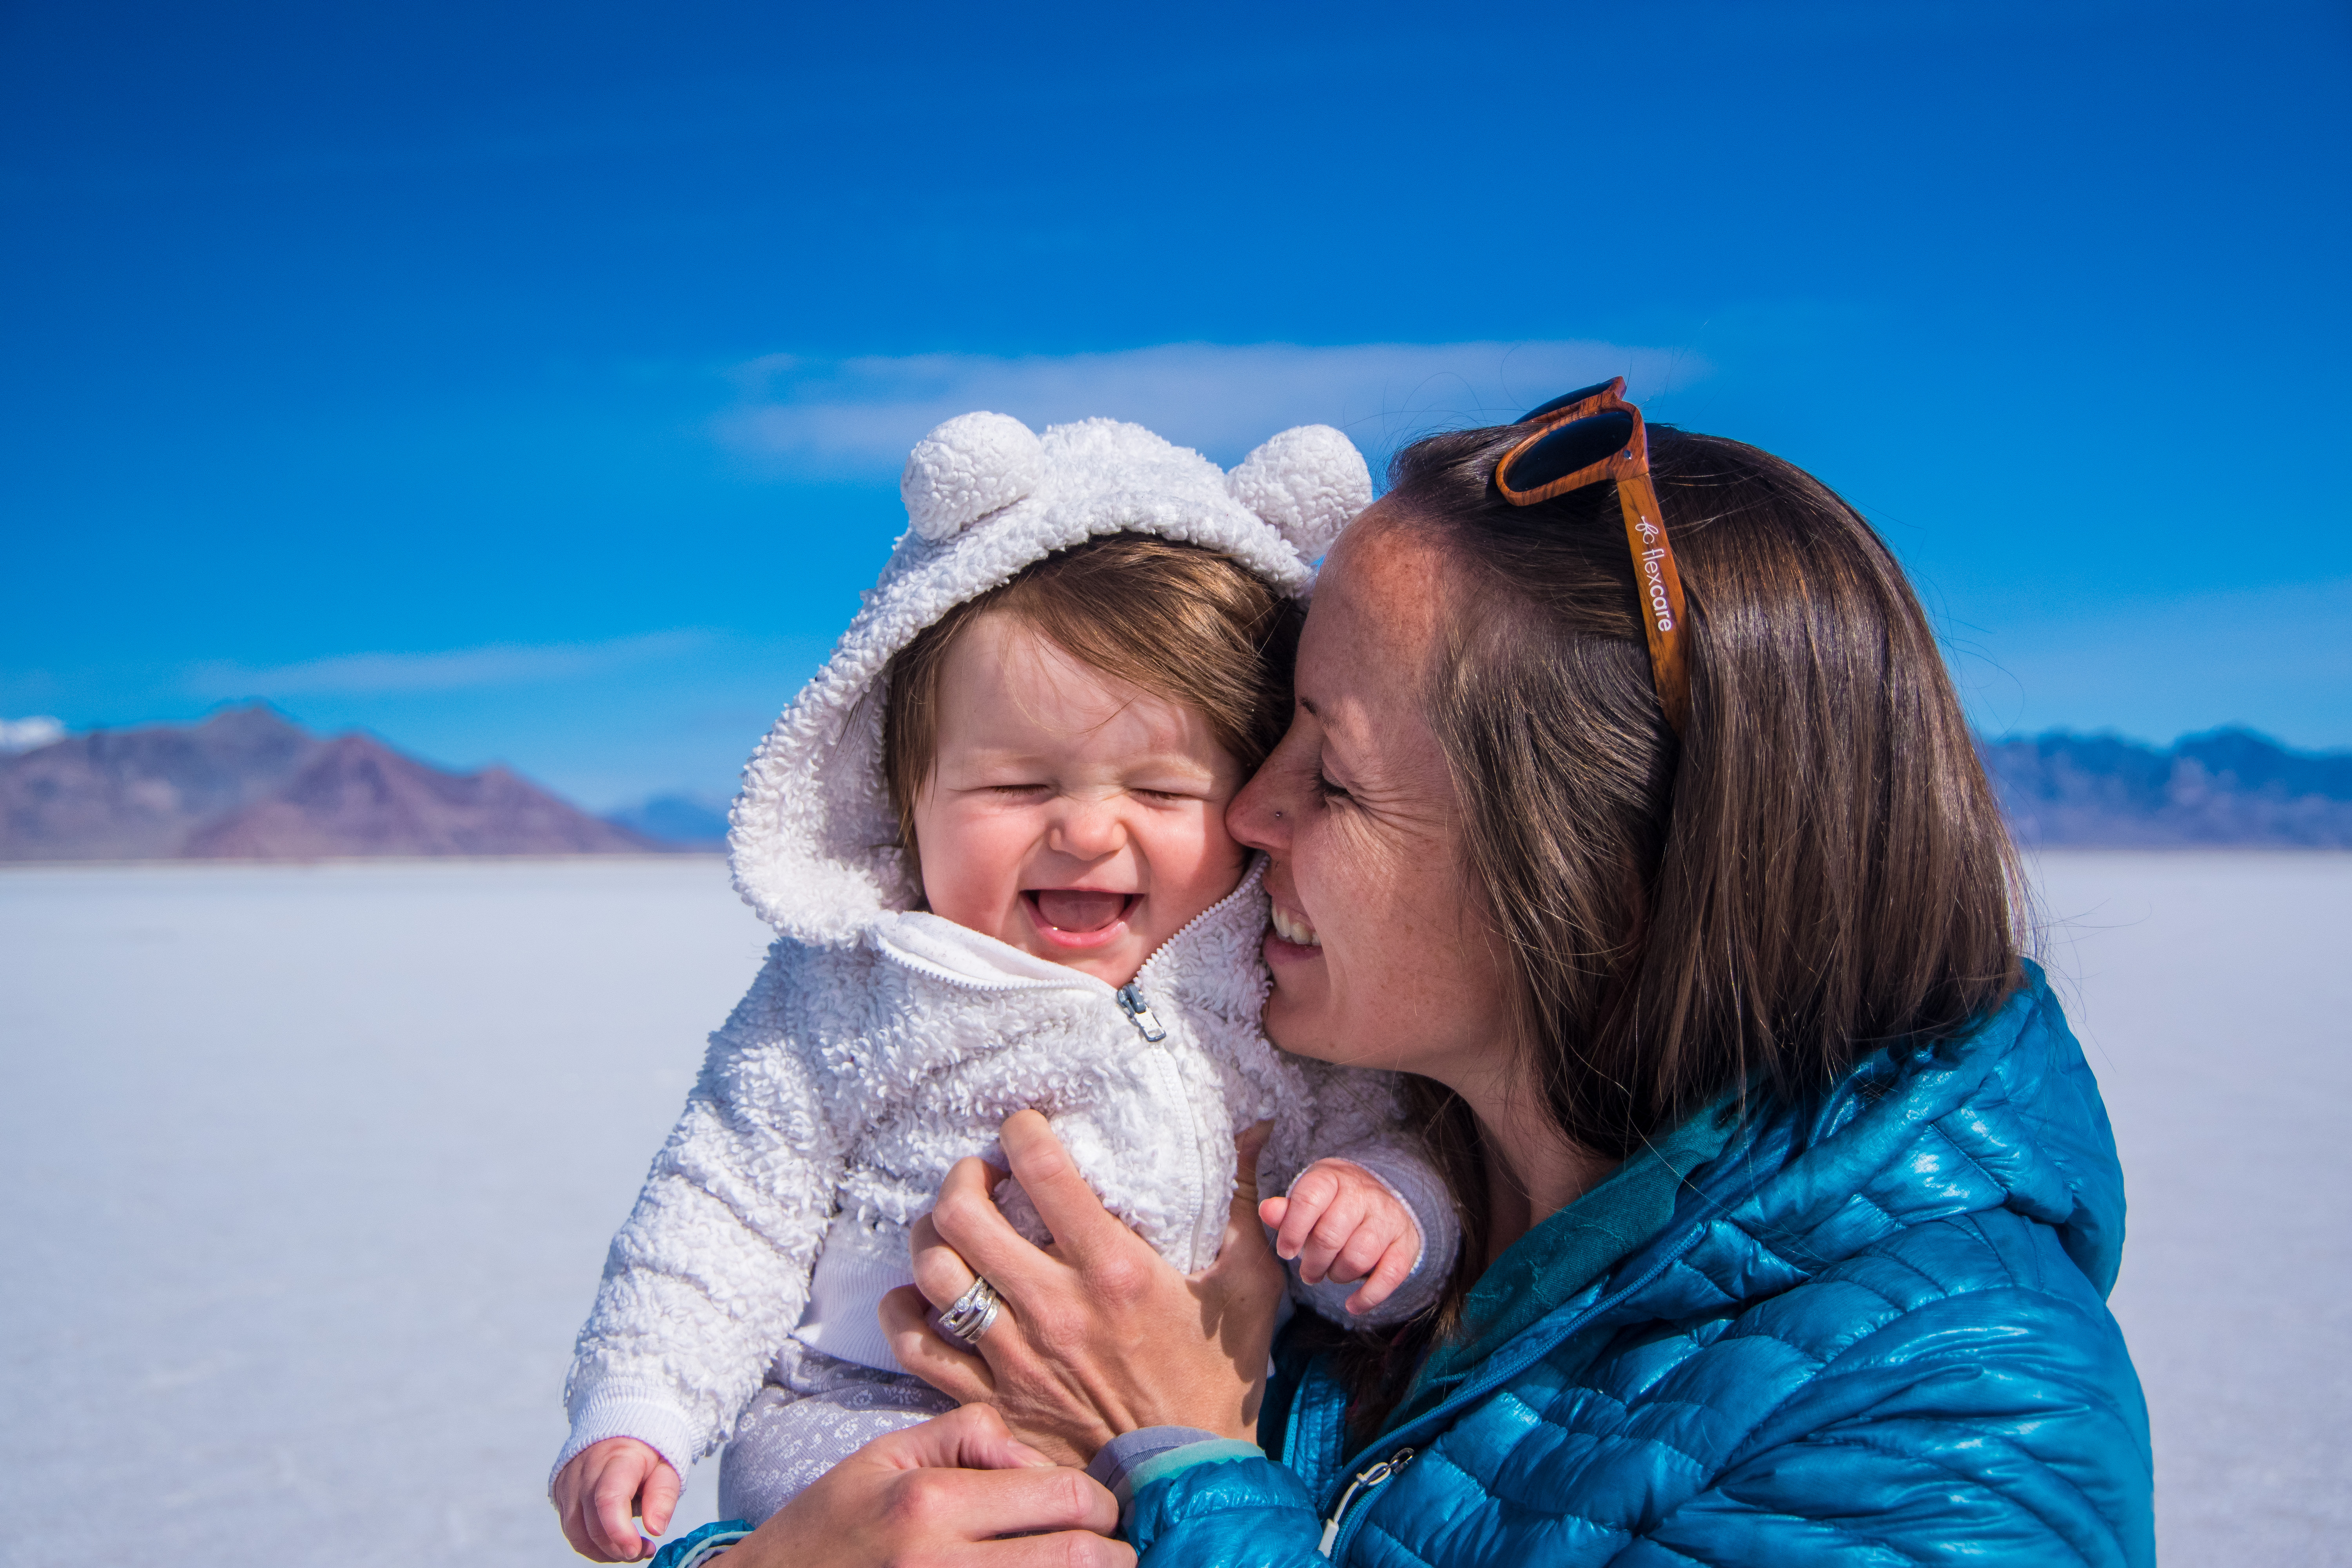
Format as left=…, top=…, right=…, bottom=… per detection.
left=870, top=1404, right=1053, bottom=1472
left=879, top=1283, right=997, bottom=1404
left=908, top=1210, right=980, bottom=1308
left=868, top=1467, right=1127, bottom=1562
left=927, top=1146, right=1075, bottom=1292
left=719, top=1413, right=1132, bottom=1568
left=971, top=1530, right=1138, bottom=1567
left=991, top=1110, right=1137, bottom=1269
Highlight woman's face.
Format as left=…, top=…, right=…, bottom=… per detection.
left=1228, top=512, right=1515, bottom=1091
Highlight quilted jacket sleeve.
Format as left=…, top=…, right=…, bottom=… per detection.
left=555, top=947, right=847, bottom=1486
left=1126, top=1448, right=1328, bottom=1566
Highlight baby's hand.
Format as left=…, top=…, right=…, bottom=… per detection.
left=1258, top=1158, right=1423, bottom=1317
left=553, top=1436, right=680, bottom=1562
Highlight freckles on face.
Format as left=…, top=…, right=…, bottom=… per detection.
left=1229, top=517, right=1514, bottom=1088
left=908, top=614, right=1249, bottom=985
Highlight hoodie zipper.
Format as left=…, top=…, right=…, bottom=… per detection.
left=1115, top=983, right=1168, bottom=1041
left=870, top=857, right=1267, bottom=1270
left=1114, top=857, right=1265, bottom=1264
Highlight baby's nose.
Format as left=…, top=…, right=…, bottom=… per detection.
left=1050, top=797, right=1127, bottom=857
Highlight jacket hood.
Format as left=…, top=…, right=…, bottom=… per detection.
left=728, top=412, right=1372, bottom=941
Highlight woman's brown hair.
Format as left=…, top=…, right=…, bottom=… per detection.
left=880, top=534, right=1301, bottom=890
left=1328, top=421, right=2027, bottom=1433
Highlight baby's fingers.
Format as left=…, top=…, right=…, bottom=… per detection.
left=589, top=1456, right=648, bottom=1560
left=1271, top=1166, right=1340, bottom=1261
left=1345, top=1234, right=1423, bottom=1317
left=1294, top=1189, right=1370, bottom=1284
left=639, top=1458, right=681, bottom=1541
left=1324, top=1210, right=1402, bottom=1286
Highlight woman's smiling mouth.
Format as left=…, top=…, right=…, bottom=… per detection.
left=1269, top=904, right=1320, bottom=948
left=1024, top=889, right=1139, bottom=950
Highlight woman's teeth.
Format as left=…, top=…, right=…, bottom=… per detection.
left=1270, top=906, right=1320, bottom=947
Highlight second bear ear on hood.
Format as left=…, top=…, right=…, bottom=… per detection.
left=900, top=411, right=1048, bottom=542
left=1226, top=424, right=1374, bottom=564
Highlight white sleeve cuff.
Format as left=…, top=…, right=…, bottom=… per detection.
left=549, top=1385, right=704, bottom=1500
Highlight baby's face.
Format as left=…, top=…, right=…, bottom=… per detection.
left=912, top=612, right=1249, bottom=986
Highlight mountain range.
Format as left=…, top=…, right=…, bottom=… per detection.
left=2, top=708, right=2346, bottom=861
left=1981, top=728, right=2352, bottom=849
left=0, top=706, right=672, bottom=861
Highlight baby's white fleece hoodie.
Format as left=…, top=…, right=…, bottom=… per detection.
left=555, top=413, right=1461, bottom=1488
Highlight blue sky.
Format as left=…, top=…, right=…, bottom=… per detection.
left=3, top=0, right=2347, bottom=808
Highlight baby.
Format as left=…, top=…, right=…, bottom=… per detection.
left=551, top=414, right=1459, bottom=1561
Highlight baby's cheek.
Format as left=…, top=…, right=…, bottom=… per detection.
left=1147, top=806, right=1248, bottom=910
left=917, top=808, right=1031, bottom=924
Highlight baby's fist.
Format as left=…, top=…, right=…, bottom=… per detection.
left=1258, top=1158, right=1423, bottom=1316
left=554, top=1436, right=680, bottom=1562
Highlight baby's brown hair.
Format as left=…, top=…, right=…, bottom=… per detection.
left=880, top=534, right=1302, bottom=890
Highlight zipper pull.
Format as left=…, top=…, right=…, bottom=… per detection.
left=1115, top=982, right=1168, bottom=1042
left=1317, top=1446, right=1413, bottom=1557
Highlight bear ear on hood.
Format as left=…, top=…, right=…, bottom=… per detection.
left=1225, top=424, right=1373, bottom=564
left=900, top=412, right=1047, bottom=542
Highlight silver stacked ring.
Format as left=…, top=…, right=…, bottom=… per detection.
left=939, top=1276, right=1004, bottom=1345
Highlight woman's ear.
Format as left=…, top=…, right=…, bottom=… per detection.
left=900, top=411, right=1047, bottom=542
left=1227, top=424, right=1373, bottom=563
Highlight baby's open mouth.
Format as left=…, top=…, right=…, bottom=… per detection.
left=1025, top=889, right=1138, bottom=933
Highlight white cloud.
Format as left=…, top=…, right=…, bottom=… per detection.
left=0, top=716, right=66, bottom=754
left=185, top=632, right=711, bottom=699
left=716, top=339, right=1708, bottom=477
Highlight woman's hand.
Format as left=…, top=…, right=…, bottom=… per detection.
left=719, top=1403, right=1131, bottom=1568
left=880, top=1111, right=1287, bottom=1465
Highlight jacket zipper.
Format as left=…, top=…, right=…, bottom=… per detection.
left=1312, top=1225, right=1712, bottom=1559
left=1317, top=1447, right=1413, bottom=1557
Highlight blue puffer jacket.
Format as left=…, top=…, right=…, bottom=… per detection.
left=1123, top=966, right=2153, bottom=1565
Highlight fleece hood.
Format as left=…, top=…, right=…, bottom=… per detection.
left=728, top=412, right=1372, bottom=942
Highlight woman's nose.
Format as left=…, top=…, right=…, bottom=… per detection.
left=1228, top=762, right=1290, bottom=854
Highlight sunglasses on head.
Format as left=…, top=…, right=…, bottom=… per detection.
left=1492, top=377, right=1690, bottom=737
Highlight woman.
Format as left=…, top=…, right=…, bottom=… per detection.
left=678, top=387, right=2153, bottom=1566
